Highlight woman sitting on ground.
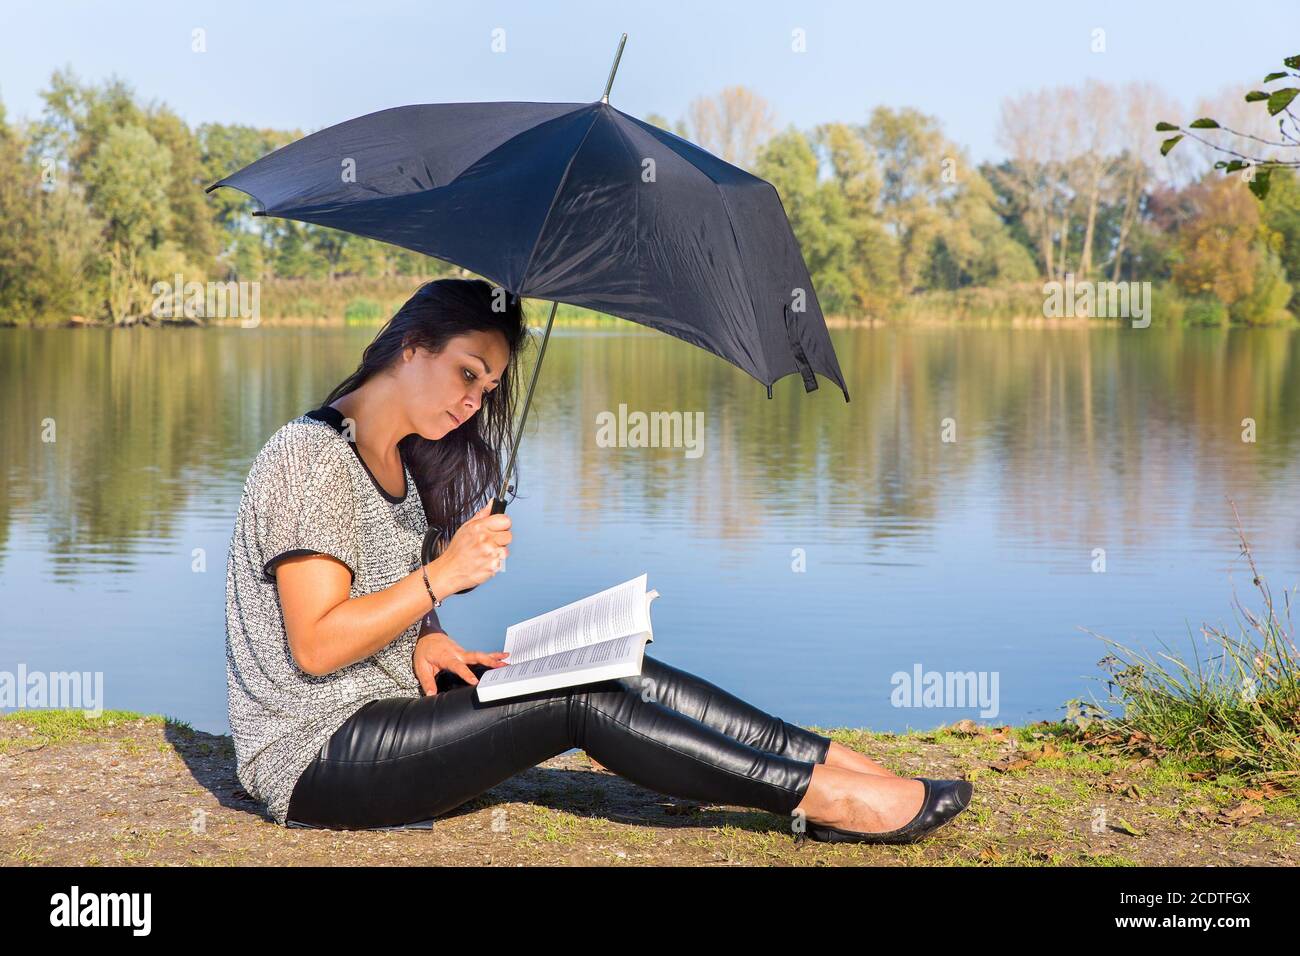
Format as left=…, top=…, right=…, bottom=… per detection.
left=223, top=278, right=973, bottom=843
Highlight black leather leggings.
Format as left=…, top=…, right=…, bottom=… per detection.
left=285, top=653, right=833, bottom=830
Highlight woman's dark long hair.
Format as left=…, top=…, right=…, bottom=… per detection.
left=320, top=278, right=529, bottom=550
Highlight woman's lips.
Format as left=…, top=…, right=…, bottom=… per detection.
left=447, top=411, right=461, bottom=426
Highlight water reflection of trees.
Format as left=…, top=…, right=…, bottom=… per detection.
left=2, top=327, right=1298, bottom=577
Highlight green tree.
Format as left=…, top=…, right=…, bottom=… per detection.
left=0, top=101, right=105, bottom=324
left=811, top=123, right=898, bottom=311
left=82, top=123, right=192, bottom=323
left=925, top=171, right=1037, bottom=288
left=754, top=128, right=857, bottom=315
left=145, top=106, right=217, bottom=267
left=83, top=123, right=171, bottom=249
left=865, top=107, right=1034, bottom=292
left=1262, top=167, right=1300, bottom=307
left=863, top=107, right=948, bottom=292
left=1233, top=244, right=1293, bottom=324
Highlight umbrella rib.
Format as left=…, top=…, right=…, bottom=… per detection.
left=613, top=109, right=775, bottom=385
left=516, top=105, right=603, bottom=298
left=706, top=180, right=770, bottom=384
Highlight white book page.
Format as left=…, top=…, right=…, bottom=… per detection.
left=504, top=573, right=650, bottom=663
left=478, top=633, right=648, bottom=688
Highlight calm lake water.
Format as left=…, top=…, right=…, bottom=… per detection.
left=3, top=324, right=1299, bottom=736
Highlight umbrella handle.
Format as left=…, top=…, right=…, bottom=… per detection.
left=420, top=496, right=511, bottom=596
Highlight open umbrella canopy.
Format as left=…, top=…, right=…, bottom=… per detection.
left=206, top=98, right=850, bottom=403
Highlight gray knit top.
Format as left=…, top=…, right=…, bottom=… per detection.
left=224, top=406, right=434, bottom=825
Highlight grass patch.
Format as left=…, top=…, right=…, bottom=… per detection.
left=0, top=709, right=195, bottom=755
left=1074, top=501, right=1300, bottom=794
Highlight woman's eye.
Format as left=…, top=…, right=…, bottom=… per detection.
left=465, top=367, right=496, bottom=396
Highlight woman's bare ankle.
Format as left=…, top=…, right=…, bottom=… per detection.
left=822, top=740, right=902, bottom=777
left=795, top=765, right=924, bottom=832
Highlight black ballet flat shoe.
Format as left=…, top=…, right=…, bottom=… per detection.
left=804, top=777, right=973, bottom=845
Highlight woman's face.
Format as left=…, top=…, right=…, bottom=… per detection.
left=398, top=329, right=511, bottom=440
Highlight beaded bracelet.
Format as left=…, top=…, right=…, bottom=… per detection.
left=422, top=562, right=442, bottom=609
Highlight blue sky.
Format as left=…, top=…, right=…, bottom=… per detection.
left=1, top=0, right=1296, bottom=162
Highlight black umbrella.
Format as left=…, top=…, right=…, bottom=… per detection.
left=206, top=35, right=850, bottom=573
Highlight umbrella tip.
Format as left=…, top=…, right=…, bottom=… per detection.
left=600, top=33, right=628, bottom=104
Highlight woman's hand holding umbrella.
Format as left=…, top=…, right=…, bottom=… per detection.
left=413, top=501, right=513, bottom=694
left=429, top=500, right=513, bottom=594
left=432, top=501, right=512, bottom=592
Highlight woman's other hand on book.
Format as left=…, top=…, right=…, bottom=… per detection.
left=411, top=631, right=509, bottom=695
left=433, top=500, right=512, bottom=592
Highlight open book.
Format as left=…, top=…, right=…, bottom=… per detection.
left=474, top=573, right=659, bottom=703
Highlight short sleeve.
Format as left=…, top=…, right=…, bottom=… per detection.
left=256, top=431, right=360, bottom=585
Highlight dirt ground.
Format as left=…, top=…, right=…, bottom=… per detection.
left=1, top=712, right=1296, bottom=866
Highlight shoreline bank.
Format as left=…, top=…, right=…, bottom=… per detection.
left=2, top=709, right=1294, bottom=866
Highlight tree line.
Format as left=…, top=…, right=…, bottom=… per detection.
left=2, top=70, right=1298, bottom=326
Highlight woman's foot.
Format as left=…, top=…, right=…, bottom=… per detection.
left=795, top=765, right=926, bottom=832
left=821, top=740, right=902, bottom=778
left=808, top=776, right=972, bottom=844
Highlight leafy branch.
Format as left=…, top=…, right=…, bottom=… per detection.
left=1156, top=53, right=1300, bottom=199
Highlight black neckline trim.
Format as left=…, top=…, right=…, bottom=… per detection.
left=305, top=406, right=408, bottom=505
